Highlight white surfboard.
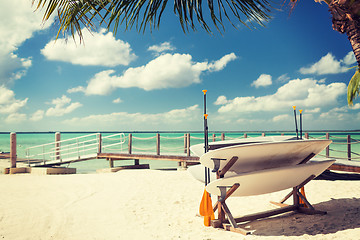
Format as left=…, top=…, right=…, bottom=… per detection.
left=187, top=164, right=238, bottom=183
left=200, top=139, right=331, bottom=174
left=190, top=135, right=298, bottom=157
left=206, top=160, right=335, bottom=197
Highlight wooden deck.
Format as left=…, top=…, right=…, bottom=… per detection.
left=0, top=152, right=10, bottom=159
left=328, top=160, right=360, bottom=173
left=97, top=152, right=199, bottom=162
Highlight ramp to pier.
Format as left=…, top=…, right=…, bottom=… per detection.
left=26, top=133, right=126, bottom=167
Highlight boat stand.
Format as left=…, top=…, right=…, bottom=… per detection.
left=210, top=156, right=327, bottom=235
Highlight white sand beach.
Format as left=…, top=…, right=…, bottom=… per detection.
left=1, top=168, right=360, bottom=240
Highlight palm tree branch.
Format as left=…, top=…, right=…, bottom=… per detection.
left=348, top=68, right=360, bottom=105
left=33, top=0, right=275, bottom=38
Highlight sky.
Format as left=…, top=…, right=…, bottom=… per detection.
left=0, top=0, right=359, bottom=132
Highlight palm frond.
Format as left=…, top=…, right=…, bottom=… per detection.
left=33, top=0, right=275, bottom=39
left=348, top=68, right=360, bottom=105
left=33, top=0, right=109, bottom=41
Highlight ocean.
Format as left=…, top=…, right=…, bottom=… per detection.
left=0, top=131, right=359, bottom=174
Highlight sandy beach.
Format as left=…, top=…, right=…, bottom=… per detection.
left=1, top=167, right=360, bottom=240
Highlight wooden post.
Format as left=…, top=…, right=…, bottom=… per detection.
left=326, top=133, right=330, bottom=158
left=55, top=132, right=61, bottom=161
left=109, top=158, right=114, bottom=168
left=305, top=133, right=309, bottom=139
left=221, top=133, right=225, bottom=141
left=98, top=133, right=102, bottom=154
left=128, top=133, right=132, bottom=154
left=10, top=132, right=16, bottom=168
left=348, top=135, right=351, bottom=161
left=184, top=134, right=187, bottom=154
left=156, top=133, right=160, bottom=155
left=244, top=133, right=247, bottom=138
left=292, top=187, right=299, bottom=207
left=186, top=133, right=190, bottom=157
left=212, top=133, right=216, bottom=142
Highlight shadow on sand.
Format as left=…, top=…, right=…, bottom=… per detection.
left=239, top=198, right=360, bottom=236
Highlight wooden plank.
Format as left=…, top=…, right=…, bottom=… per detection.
left=31, top=167, right=76, bottom=175
left=9, top=167, right=29, bottom=174
left=232, top=205, right=297, bottom=223
left=298, top=153, right=315, bottom=165
left=218, top=156, right=238, bottom=177
left=269, top=201, right=289, bottom=208
left=223, top=224, right=250, bottom=235
left=278, top=190, right=293, bottom=204
left=0, top=152, right=10, bottom=159
left=221, top=202, right=238, bottom=229
left=97, top=164, right=150, bottom=173
left=298, top=207, right=327, bottom=215
left=97, top=153, right=199, bottom=162
left=213, top=183, right=240, bottom=212
left=329, top=164, right=360, bottom=173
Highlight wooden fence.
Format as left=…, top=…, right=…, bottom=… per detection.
left=126, top=132, right=360, bottom=161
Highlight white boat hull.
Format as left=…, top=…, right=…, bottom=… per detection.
left=199, top=139, right=331, bottom=174
left=206, top=160, right=335, bottom=197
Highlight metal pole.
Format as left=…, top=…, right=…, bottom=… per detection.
left=293, top=106, right=298, bottom=139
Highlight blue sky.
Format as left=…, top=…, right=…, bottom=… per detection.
left=0, top=0, right=359, bottom=132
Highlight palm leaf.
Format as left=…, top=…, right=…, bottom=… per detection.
left=348, top=68, right=360, bottom=105
left=33, top=0, right=275, bottom=39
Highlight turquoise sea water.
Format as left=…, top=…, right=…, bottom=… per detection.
left=0, top=131, right=359, bottom=173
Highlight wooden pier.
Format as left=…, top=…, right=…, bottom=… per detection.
left=97, top=152, right=200, bottom=169
left=1, top=131, right=360, bottom=174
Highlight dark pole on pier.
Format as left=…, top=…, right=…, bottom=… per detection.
left=199, top=89, right=214, bottom=227
left=293, top=106, right=299, bottom=139
left=299, top=109, right=303, bottom=139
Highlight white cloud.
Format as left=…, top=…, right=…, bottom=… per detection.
left=217, top=78, right=346, bottom=113
left=299, top=52, right=355, bottom=75
left=319, top=110, right=347, bottom=121
left=41, top=28, right=137, bottom=67
left=251, top=74, right=272, bottom=88
left=350, top=103, right=360, bottom=110
left=208, top=53, right=237, bottom=72
left=306, top=107, right=321, bottom=113
left=148, top=42, right=175, bottom=54
left=46, top=95, right=82, bottom=117
left=214, top=95, right=229, bottom=105
left=272, top=114, right=290, bottom=122
left=5, top=113, right=27, bottom=124
left=0, top=1, right=53, bottom=86
left=113, top=98, right=123, bottom=104
left=69, top=53, right=237, bottom=95
left=343, top=51, right=357, bottom=65
left=68, top=86, right=85, bottom=94
left=63, top=105, right=201, bottom=130
left=30, top=110, right=45, bottom=121
left=277, top=74, right=290, bottom=83
left=0, top=85, right=28, bottom=114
